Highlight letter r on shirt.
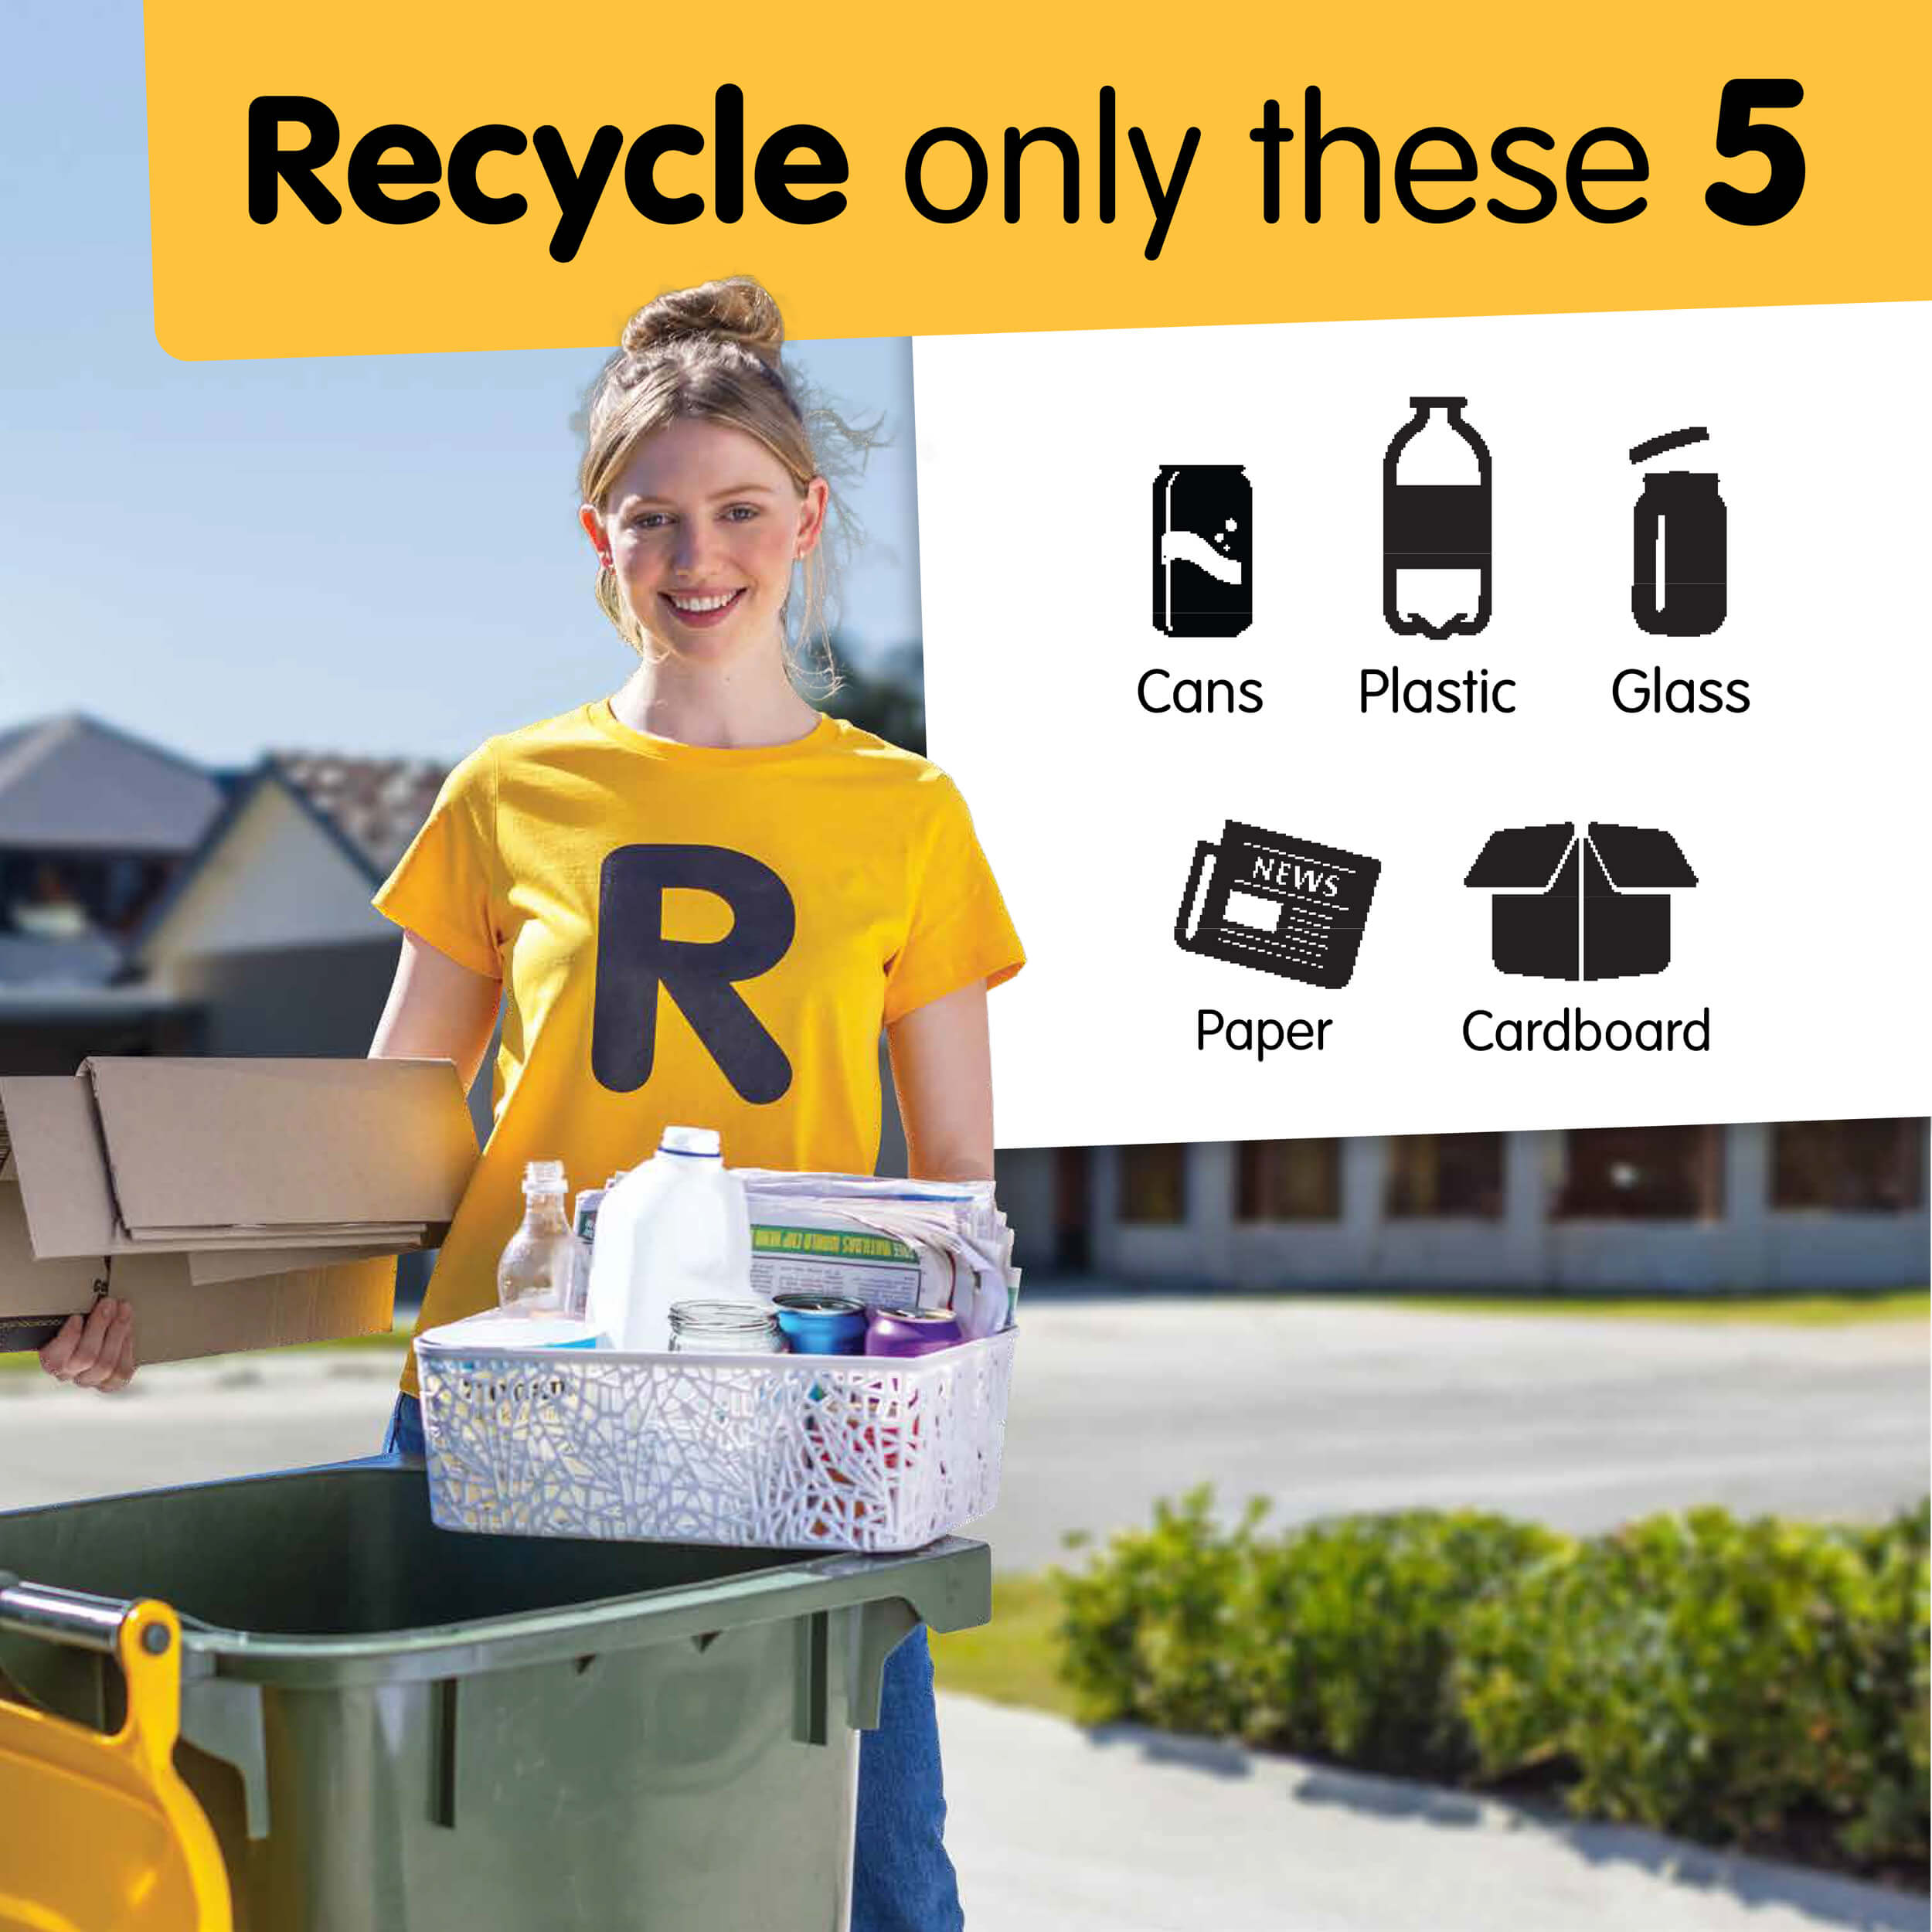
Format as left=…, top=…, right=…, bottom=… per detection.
left=592, top=844, right=795, bottom=1103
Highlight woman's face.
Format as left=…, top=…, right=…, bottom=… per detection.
left=584, top=417, right=827, bottom=665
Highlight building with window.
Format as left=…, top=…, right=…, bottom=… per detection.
left=995, top=1124, right=1929, bottom=1293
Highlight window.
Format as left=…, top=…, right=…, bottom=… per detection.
left=1386, top=1134, right=1505, bottom=1217
left=1774, top=1121, right=1925, bottom=1212
left=1119, top=1145, right=1188, bottom=1225
left=1236, top=1140, right=1341, bottom=1221
left=1556, top=1127, right=1723, bottom=1220
left=1053, top=1146, right=1092, bottom=1269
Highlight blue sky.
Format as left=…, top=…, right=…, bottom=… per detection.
left=0, top=2, right=922, bottom=769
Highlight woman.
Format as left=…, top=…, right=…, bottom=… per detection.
left=45, top=275, right=1022, bottom=1932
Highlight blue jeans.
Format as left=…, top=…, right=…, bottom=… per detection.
left=384, top=1395, right=963, bottom=1930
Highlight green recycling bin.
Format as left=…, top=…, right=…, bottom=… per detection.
left=0, top=1461, right=990, bottom=1932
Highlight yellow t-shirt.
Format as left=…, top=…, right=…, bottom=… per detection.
left=373, top=699, right=1024, bottom=1392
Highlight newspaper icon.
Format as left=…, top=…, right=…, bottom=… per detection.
left=1175, top=821, right=1381, bottom=989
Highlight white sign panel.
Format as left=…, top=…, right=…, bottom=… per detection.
left=913, top=304, right=1930, bottom=1147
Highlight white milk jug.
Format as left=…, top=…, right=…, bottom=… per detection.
left=583, top=1126, right=754, bottom=1351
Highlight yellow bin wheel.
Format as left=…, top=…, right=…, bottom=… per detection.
left=0, top=1591, right=231, bottom=1932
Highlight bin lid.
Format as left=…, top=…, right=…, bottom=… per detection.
left=0, top=1595, right=232, bottom=1932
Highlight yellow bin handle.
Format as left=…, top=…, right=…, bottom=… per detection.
left=0, top=1576, right=232, bottom=1932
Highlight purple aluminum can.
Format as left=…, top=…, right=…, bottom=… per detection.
left=864, top=1308, right=965, bottom=1359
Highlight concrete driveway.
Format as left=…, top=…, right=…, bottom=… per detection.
left=939, top=1694, right=1927, bottom=1932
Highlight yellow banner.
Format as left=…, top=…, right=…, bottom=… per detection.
left=145, top=0, right=1924, bottom=357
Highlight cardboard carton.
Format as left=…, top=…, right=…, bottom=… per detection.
left=0, top=1057, right=476, bottom=1362
left=1464, top=821, right=1698, bottom=981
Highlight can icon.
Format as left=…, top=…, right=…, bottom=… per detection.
left=1153, top=465, right=1251, bottom=637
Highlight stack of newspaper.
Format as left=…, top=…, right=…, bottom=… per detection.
left=732, top=1170, right=1019, bottom=1341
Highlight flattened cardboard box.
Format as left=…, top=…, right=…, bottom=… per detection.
left=0, top=1058, right=476, bottom=1363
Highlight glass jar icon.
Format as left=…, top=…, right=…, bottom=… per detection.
left=1632, top=467, right=1726, bottom=638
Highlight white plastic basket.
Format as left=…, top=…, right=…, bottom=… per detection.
left=414, top=1325, right=1018, bottom=1553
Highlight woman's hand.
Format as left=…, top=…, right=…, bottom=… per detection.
left=38, top=1298, right=137, bottom=1393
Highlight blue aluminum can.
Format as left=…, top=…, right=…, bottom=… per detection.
left=771, top=1294, right=869, bottom=1356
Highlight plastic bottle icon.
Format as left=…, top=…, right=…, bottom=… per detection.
left=1383, top=396, right=1492, bottom=638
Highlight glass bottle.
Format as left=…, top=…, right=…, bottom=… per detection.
left=496, top=1159, right=586, bottom=1318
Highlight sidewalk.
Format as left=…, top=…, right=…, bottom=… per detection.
left=937, top=1695, right=1925, bottom=1932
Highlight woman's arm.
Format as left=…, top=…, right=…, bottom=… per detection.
left=39, top=931, right=502, bottom=1396
left=885, top=979, right=995, bottom=1181
left=368, top=930, right=504, bottom=1083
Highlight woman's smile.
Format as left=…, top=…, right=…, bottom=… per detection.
left=661, top=586, right=748, bottom=628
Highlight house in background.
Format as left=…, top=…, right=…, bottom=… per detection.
left=0, top=713, right=461, bottom=1083
left=128, top=750, right=465, bottom=1304
left=132, top=750, right=448, bottom=1062
left=0, top=715, right=226, bottom=1071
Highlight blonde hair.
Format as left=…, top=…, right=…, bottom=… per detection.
left=579, top=276, right=866, bottom=686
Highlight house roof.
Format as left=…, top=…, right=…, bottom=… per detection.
left=0, top=714, right=228, bottom=855
left=267, top=752, right=447, bottom=879
left=127, top=750, right=450, bottom=963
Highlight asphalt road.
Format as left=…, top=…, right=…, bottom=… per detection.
left=970, top=1298, right=1929, bottom=1571
left=1, top=1298, right=1923, bottom=1570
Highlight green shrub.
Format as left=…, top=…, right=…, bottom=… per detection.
left=1054, top=1491, right=1930, bottom=1879
left=1055, top=1485, right=1270, bottom=1736
left=1241, top=1511, right=1564, bottom=1776
left=1056, top=1494, right=1560, bottom=1775
left=1452, top=1500, right=1929, bottom=1869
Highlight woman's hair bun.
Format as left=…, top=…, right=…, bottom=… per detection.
left=621, top=276, right=784, bottom=366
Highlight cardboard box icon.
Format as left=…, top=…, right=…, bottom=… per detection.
left=1464, top=821, right=1697, bottom=981
left=0, top=1057, right=477, bottom=1363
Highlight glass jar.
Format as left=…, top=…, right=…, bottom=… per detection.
left=668, top=1300, right=784, bottom=1354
